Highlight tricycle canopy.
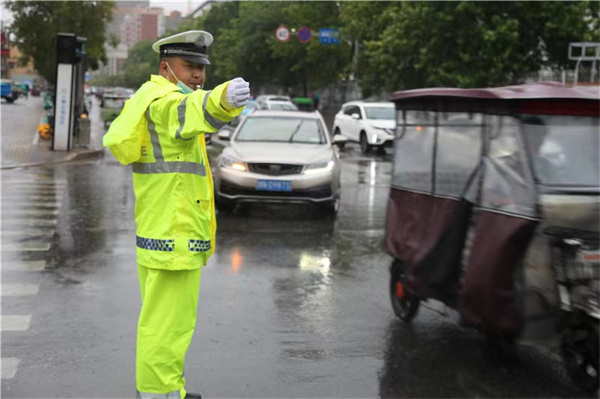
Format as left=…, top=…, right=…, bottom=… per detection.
left=386, top=82, right=599, bottom=336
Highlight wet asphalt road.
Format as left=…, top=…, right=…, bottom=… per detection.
left=1, top=100, right=594, bottom=398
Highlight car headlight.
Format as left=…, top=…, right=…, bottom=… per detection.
left=304, top=160, right=334, bottom=175
left=219, top=155, right=247, bottom=172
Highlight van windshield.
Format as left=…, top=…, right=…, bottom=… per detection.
left=522, top=115, right=599, bottom=188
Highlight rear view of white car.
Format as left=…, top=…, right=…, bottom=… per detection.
left=333, top=101, right=396, bottom=154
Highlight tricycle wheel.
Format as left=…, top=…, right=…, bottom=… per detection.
left=389, top=260, right=420, bottom=322
left=561, top=314, right=599, bottom=393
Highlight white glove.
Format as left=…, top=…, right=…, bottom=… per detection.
left=222, top=77, right=250, bottom=110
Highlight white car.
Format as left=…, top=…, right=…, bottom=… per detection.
left=333, top=101, right=396, bottom=154
left=255, top=94, right=292, bottom=103
left=255, top=95, right=299, bottom=111
left=262, top=99, right=298, bottom=111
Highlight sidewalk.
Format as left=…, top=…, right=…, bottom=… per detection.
left=0, top=95, right=105, bottom=170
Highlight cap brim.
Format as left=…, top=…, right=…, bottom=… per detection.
left=179, top=54, right=210, bottom=65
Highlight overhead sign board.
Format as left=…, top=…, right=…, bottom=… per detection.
left=297, top=27, right=312, bottom=43
left=319, top=28, right=340, bottom=44
left=275, top=25, right=290, bottom=42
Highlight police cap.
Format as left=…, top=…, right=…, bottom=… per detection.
left=152, top=30, right=213, bottom=65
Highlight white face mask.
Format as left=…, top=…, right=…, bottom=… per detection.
left=166, top=62, right=203, bottom=93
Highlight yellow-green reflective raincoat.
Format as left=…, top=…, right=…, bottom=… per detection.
left=103, top=75, right=241, bottom=271
left=104, top=74, right=242, bottom=398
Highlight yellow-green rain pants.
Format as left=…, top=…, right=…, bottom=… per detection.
left=136, top=265, right=202, bottom=398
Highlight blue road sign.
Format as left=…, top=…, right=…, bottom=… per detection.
left=297, top=27, right=311, bottom=43
left=319, top=28, right=340, bottom=44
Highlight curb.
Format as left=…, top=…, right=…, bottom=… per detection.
left=0, top=148, right=104, bottom=170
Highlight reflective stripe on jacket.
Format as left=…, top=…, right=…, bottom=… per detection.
left=103, top=75, right=242, bottom=270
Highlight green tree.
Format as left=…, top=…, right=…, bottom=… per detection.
left=121, top=39, right=159, bottom=89
left=339, top=1, right=600, bottom=96
left=6, top=0, right=115, bottom=83
left=88, top=39, right=158, bottom=89
left=269, top=1, right=352, bottom=95
left=190, top=1, right=351, bottom=95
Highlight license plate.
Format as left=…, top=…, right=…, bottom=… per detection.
left=257, top=180, right=292, bottom=192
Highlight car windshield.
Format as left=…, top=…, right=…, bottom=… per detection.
left=235, top=116, right=326, bottom=144
left=268, top=102, right=298, bottom=111
left=522, top=114, right=599, bottom=187
left=365, top=106, right=395, bottom=120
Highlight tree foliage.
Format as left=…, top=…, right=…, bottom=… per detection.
left=121, top=39, right=159, bottom=89
left=90, top=1, right=599, bottom=97
left=6, top=0, right=115, bottom=84
left=190, top=1, right=351, bottom=95
left=87, top=38, right=158, bottom=89
left=339, top=1, right=599, bottom=96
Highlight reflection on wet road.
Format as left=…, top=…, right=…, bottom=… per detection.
left=1, top=143, right=591, bottom=398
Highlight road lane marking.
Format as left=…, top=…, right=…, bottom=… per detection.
left=32, top=129, right=40, bottom=145
left=1, top=209, right=60, bottom=216
left=1, top=230, right=55, bottom=238
left=1, top=260, right=46, bottom=271
left=1, top=201, right=62, bottom=209
left=1, top=357, right=20, bottom=379
left=2, top=182, right=67, bottom=188
left=1, top=315, right=31, bottom=331
left=2, top=180, right=68, bottom=186
left=2, top=186, right=65, bottom=191
left=1, top=219, right=58, bottom=227
left=0, top=198, right=63, bottom=205
left=1, top=243, right=51, bottom=252
left=1, top=284, right=40, bottom=296
left=1, top=194, right=63, bottom=200
left=1, top=187, right=65, bottom=193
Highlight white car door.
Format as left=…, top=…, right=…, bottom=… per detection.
left=340, top=105, right=355, bottom=139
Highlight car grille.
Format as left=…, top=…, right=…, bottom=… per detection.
left=248, top=163, right=304, bottom=176
left=220, top=181, right=332, bottom=199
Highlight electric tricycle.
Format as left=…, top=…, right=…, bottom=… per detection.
left=386, top=82, right=599, bottom=392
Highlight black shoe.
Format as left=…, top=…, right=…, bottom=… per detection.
left=185, top=393, right=202, bottom=399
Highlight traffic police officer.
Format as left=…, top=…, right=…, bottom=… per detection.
left=103, top=30, right=250, bottom=399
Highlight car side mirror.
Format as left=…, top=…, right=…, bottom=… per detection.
left=333, top=135, right=348, bottom=146
left=351, top=113, right=360, bottom=120
left=217, top=130, right=231, bottom=141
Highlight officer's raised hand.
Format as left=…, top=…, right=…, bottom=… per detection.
left=221, top=77, right=250, bottom=110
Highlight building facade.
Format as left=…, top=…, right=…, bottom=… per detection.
left=99, top=0, right=182, bottom=77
